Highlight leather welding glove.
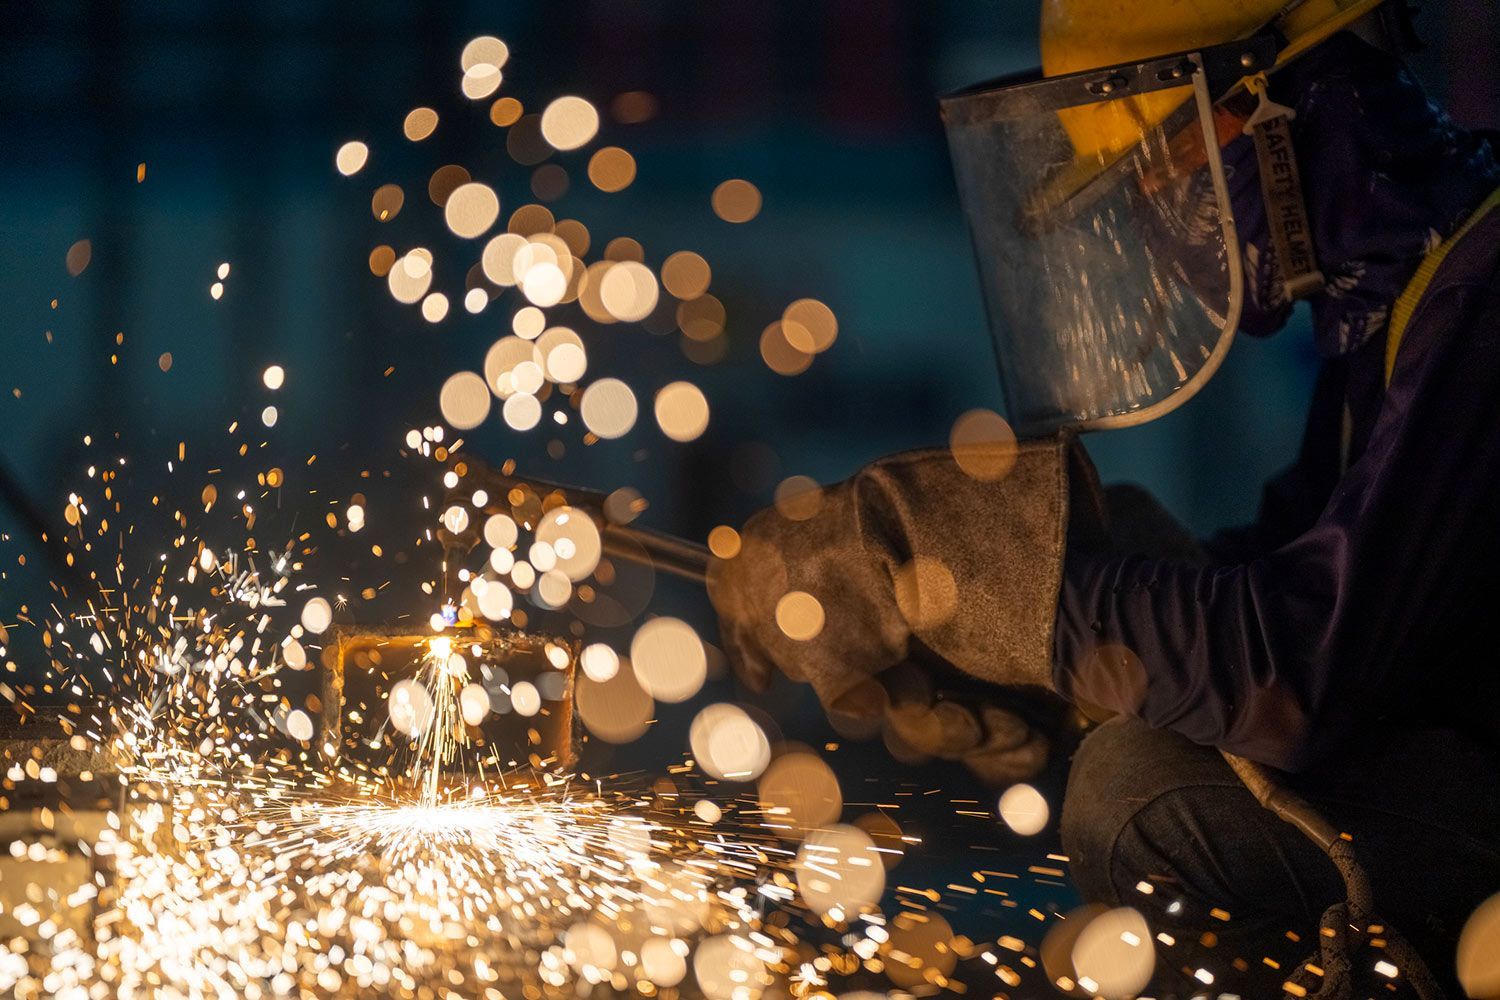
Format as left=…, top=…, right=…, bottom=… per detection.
left=878, top=663, right=1054, bottom=786
left=707, top=434, right=1107, bottom=785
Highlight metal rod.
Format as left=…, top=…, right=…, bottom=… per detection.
left=602, top=523, right=709, bottom=584
left=449, top=460, right=711, bottom=584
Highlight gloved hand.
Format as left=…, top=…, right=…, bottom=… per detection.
left=881, top=663, right=1055, bottom=786
left=707, top=435, right=1106, bottom=785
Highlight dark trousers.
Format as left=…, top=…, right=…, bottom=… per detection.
left=1060, top=717, right=1500, bottom=997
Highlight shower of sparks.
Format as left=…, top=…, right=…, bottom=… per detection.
left=404, top=637, right=469, bottom=808
left=82, top=755, right=777, bottom=998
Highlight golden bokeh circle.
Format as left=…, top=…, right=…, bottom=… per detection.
left=759, top=322, right=812, bottom=376
left=707, top=525, right=741, bottom=559
left=368, top=245, right=396, bottom=277
left=653, top=381, right=710, bottom=443
left=444, top=182, right=501, bottom=239
left=774, top=591, right=825, bottom=641
left=678, top=295, right=726, bottom=342
left=757, top=750, right=842, bottom=836
left=335, top=141, right=369, bottom=176
left=540, top=95, right=600, bottom=151
left=588, top=147, right=637, bottom=193
left=662, top=251, right=712, bottom=300
left=892, top=557, right=958, bottom=631
left=402, top=106, right=439, bottom=142
left=950, top=409, right=1018, bottom=482
left=371, top=184, right=404, bottom=222
left=773, top=476, right=823, bottom=521
left=712, top=179, right=762, bottom=223
left=782, top=298, right=838, bottom=354
left=427, top=164, right=471, bottom=207
left=489, top=96, right=523, bottom=127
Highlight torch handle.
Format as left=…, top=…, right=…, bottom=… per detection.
left=601, top=522, right=710, bottom=585
left=448, top=460, right=711, bottom=586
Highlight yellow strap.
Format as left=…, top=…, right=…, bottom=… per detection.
left=1384, top=186, right=1500, bottom=387
left=1275, top=0, right=1388, bottom=69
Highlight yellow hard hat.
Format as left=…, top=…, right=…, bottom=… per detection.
left=1044, top=0, right=1389, bottom=165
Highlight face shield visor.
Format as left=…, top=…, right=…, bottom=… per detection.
left=941, top=37, right=1279, bottom=435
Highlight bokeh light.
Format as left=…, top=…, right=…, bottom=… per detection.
left=428, top=164, right=471, bottom=206
left=579, top=643, right=620, bottom=683
left=630, top=617, right=706, bottom=703
left=1459, top=892, right=1500, bottom=999
left=689, top=703, right=770, bottom=781
left=711, top=179, right=762, bottom=223
left=795, top=824, right=886, bottom=917
left=540, top=96, right=600, bottom=151
left=300, top=596, right=332, bottom=635
left=950, top=408, right=1019, bottom=482
left=439, top=371, right=492, bottom=430
left=588, top=147, right=636, bottom=192
left=693, top=935, right=767, bottom=1000
left=371, top=183, right=404, bottom=222
left=460, top=35, right=510, bottom=73
left=600, top=261, right=659, bottom=322
left=402, top=107, right=439, bottom=141
left=535, top=506, right=602, bottom=581
left=335, top=141, right=369, bottom=176
left=774, top=591, right=824, bottom=641
left=773, top=475, right=823, bottom=521
left=1071, top=907, right=1155, bottom=1000
left=388, top=248, right=432, bottom=303
left=489, top=96, right=523, bottom=127
left=662, top=251, right=711, bottom=300
left=892, top=557, right=958, bottom=631
left=885, top=912, right=956, bottom=989
left=389, top=677, right=435, bottom=735
left=757, top=751, right=842, bottom=835
left=653, top=381, right=710, bottom=442
left=781, top=298, right=838, bottom=354
left=998, top=783, right=1049, bottom=836
left=444, top=182, right=501, bottom=238
left=759, top=322, right=812, bottom=376
left=580, top=378, right=639, bottom=439
left=421, top=292, right=449, bottom=323
left=576, top=658, right=653, bottom=743
left=707, top=525, right=741, bottom=559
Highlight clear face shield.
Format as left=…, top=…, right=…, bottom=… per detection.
left=941, top=38, right=1280, bottom=436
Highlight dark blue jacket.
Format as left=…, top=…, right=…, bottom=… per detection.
left=1055, top=202, right=1500, bottom=771
left=1053, top=35, right=1500, bottom=771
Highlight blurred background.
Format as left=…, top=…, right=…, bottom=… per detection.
left=2, top=0, right=1498, bottom=930
left=5, top=1, right=1497, bottom=562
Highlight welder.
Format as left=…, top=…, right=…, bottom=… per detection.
left=709, top=0, right=1500, bottom=992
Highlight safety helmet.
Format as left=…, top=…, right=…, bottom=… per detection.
left=941, top=0, right=1395, bottom=435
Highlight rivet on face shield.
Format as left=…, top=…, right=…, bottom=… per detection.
left=1090, top=74, right=1127, bottom=96
left=1240, top=51, right=1256, bottom=68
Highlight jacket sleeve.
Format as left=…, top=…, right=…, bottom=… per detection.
left=1053, top=277, right=1500, bottom=772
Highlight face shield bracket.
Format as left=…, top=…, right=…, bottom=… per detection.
left=941, top=34, right=1280, bottom=126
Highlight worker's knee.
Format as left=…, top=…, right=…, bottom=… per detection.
left=1061, top=718, right=1149, bottom=905
left=1061, top=717, right=1240, bottom=906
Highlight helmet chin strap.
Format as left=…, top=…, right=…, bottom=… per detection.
left=1243, top=72, right=1326, bottom=300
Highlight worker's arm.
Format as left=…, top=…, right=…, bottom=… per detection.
left=1054, top=281, right=1500, bottom=772
left=708, top=437, right=1107, bottom=786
